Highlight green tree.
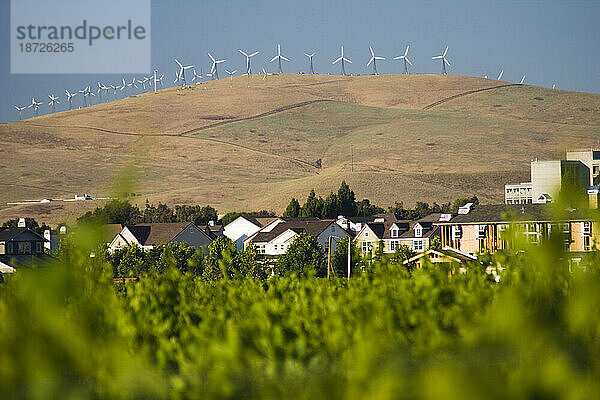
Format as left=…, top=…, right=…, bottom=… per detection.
left=283, top=198, right=301, bottom=218
left=356, top=199, right=385, bottom=217
left=78, top=199, right=141, bottom=225
left=337, top=181, right=357, bottom=217
left=117, top=244, right=148, bottom=277
left=428, top=236, right=442, bottom=250
left=392, top=243, right=416, bottom=265
left=276, top=233, right=325, bottom=277
left=202, top=236, right=237, bottom=281
left=300, top=189, right=324, bottom=218
left=321, top=192, right=341, bottom=218
left=330, top=237, right=361, bottom=278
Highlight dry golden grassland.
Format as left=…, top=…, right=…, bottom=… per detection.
left=1, top=74, right=598, bottom=224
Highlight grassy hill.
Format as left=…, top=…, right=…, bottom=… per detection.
left=1, top=73, right=599, bottom=224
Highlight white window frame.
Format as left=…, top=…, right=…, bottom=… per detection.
left=413, top=240, right=423, bottom=252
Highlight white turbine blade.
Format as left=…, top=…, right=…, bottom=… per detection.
left=404, top=45, right=410, bottom=56
left=270, top=56, right=278, bottom=63
left=520, top=75, right=526, bottom=84
left=174, top=59, right=183, bottom=68
left=238, top=49, right=248, bottom=57
left=304, top=53, right=310, bottom=57
left=281, top=56, right=290, bottom=62
left=375, top=56, right=385, bottom=60
left=405, top=57, right=413, bottom=66
left=443, top=46, right=448, bottom=57
left=497, top=70, right=504, bottom=80
left=278, top=44, right=281, bottom=55
left=249, top=51, right=259, bottom=57
left=344, top=58, right=352, bottom=64
left=211, top=64, right=216, bottom=74
left=216, top=59, right=226, bottom=64
left=232, top=70, right=237, bottom=74
left=444, top=58, right=451, bottom=67
left=393, top=55, right=403, bottom=60
left=369, top=46, right=374, bottom=57
left=432, top=55, right=442, bottom=59
left=208, top=52, right=215, bottom=62
left=332, top=57, right=341, bottom=64
left=367, top=58, right=373, bottom=67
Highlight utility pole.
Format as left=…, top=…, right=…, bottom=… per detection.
left=327, top=236, right=332, bottom=279
left=351, top=143, right=354, bottom=172
left=347, top=237, right=351, bottom=279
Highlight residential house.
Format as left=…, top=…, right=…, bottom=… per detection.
left=245, top=218, right=350, bottom=256
left=354, top=214, right=441, bottom=255
left=224, top=215, right=281, bottom=251
left=201, top=220, right=225, bottom=239
left=108, top=222, right=214, bottom=252
left=0, top=223, right=52, bottom=274
left=436, top=203, right=599, bottom=256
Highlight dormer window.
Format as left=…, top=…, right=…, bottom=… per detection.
left=414, top=226, right=422, bottom=237
left=391, top=228, right=398, bottom=238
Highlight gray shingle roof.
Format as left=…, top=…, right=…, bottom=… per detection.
left=436, top=204, right=593, bottom=225
left=250, top=219, right=336, bottom=243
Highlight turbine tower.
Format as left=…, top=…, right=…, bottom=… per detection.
left=269, top=44, right=290, bottom=74
left=367, top=46, right=385, bottom=75
left=208, top=52, right=226, bottom=79
left=432, top=46, right=451, bottom=75
left=304, top=52, right=316, bottom=74
left=14, top=105, right=26, bottom=120
left=48, top=94, right=59, bottom=112
left=393, top=45, right=413, bottom=74
left=175, top=59, right=194, bottom=85
left=332, top=46, right=352, bottom=76
left=239, top=49, right=259, bottom=74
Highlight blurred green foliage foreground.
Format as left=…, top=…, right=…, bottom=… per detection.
left=1, top=225, right=599, bottom=400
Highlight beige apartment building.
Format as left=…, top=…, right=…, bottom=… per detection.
left=566, top=149, right=600, bottom=186
left=505, top=150, right=596, bottom=205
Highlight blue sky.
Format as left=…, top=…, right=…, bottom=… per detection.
left=2, top=0, right=600, bottom=122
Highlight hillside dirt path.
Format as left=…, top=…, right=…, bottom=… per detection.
left=422, top=83, right=521, bottom=110
left=19, top=99, right=332, bottom=172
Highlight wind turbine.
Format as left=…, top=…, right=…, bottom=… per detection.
left=393, top=45, right=412, bottom=74
left=174, top=58, right=194, bottom=85
left=156, top=74, right=164, bottom=88
left=239, top=49, right=259, bottom=74
left=14, top=106, right=26, bottom=120
left=332, top=46, right=352, bottom=76
left=497, top=69, right=504, bottom=80
left=367, top=46, right=385, bottom=75
left=519, top=75, right=526, bottom=85
left=304, top=52, right=316, bottom=74
left=65, top=90, right=77, bottom=109
left=48, top=94, right=59, bottom=112
left=83, top=86, right=95, bottom=105
left=432, top=46, right=451, bottom=75
left=208, top=52, right=226, bottom=80
left=28, top=97, right=41, bottom=116
left=191, top=69, right=202, bottom=84
left=269, top=44, right=290, bottom=74
left=127, top=78, right=137, bottom=91
left=225, top=69, right=237, bottom=87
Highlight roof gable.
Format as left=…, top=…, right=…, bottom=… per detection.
left=0, top=227, right=46, bottom=242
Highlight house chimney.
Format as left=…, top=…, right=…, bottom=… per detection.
left=17, top=218, right=28, bottom=228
